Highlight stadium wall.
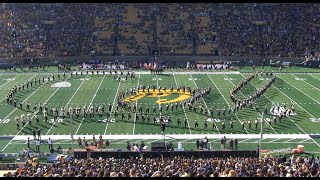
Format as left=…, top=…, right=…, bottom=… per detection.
left=0, top=55, right=304, bottom=67
left=74, top=150, right=258, bottom=159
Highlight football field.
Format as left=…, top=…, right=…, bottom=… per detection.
left=0, top=66, right=320, bottom=155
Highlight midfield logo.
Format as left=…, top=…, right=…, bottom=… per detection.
left=124, top=89, right=192, bottom=104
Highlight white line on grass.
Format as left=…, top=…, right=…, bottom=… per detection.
left=290, top=73, right=320, bottom=93
left=8, top=74, right=72, bottom=141
left=0, top=74, right=37, bottom=122
left=270, top=79, right=320, bottom=147
left=207, top=74, right=249, bottom=134
left=46, top=75, right=87, bottom=135
left=1, top=74, right=52, bottom=151
left=104, top=81, right=121, bottom=135
left=298, top=138, right=312, bottom=143
left=132, top=74, right=140, bottom=135
left=172, top=74, right=192, bottom=134
left=308, top=73, right=320, bottom=82
left=238, top=74, right=278, bottom=134
left=0, top=74, right=20, bottom=89
left=190, top=74, right=221, bottom=133
left=239, top=138, right=251, bottom=143
left=0, top=75, right=23, bottom=102
left=277, top=75, right=320, bottom=104
left=268, top=138, right=281, bottom=143
left=75, top=74, right=106, bottom=135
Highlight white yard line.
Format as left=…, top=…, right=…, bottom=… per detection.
left=0, top=75, right=24, bottom=102
left=104, top=81, right=121, bottom=135
left=172, top=74, right=192, bottom=134
left=270, top=79, right=320, bottom=147
left=0, top=74, right=20, bottom=89
left=298, top=139, right=313, bottom=143
left=308, top=73, right=320, bottom=82
left=290, top=73, right=320, bottom=93
left=277, top=75, right=320, bottom=104
left=75, top=74, right=106, bottom=135
left=268, top=138, right=281, bottom=143
left=283, top=138, right=296, bottom=143
left=17, top=75, right=73, bottom=137
left=189, top=74, right=211, bottom=133
left=1, top=74, right=51, bottom=151
left=207, top=74, right=231, bottom=133
left=207, top=74, right=249, bottom=134
left=46, top=75, right=87, bottom=135
left=132, top=74, right=140, bottom=135
left=0, top=74, right=37, bottom=122
left=239, top=138, right=251, bottom=143
left=238, top=74, right=278, bottom=134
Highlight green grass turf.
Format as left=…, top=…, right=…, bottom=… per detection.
left=0, top=68, right=320, bottom=154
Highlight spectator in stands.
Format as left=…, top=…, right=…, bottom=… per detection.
left=126, top=142, right=131, bottom=151
left=5, top=153, right=320, bottom=177
left=140, top=141, right=145, bottom=150
left=234, top=139, right=238, bottom=150
left=57, top=145, right=62, bottom=154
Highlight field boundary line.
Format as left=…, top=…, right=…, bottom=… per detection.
left=10, top=133, right=311, bottom=141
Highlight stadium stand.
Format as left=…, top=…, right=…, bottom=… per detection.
left=0, top=3, right=320, bottom=58
left=2, top=155, right=320, bottom=177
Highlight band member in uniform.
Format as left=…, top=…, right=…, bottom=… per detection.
left=177, top=117, right=181, bottom=126
left=194, top=119, right=199, bottom=128
left=15, top=116, right=19, bottom=130
left=230, top=120, right=234, bottom=130
left=222, top=120, right=225, bottom=130
left=241, top=120, right=245, bottom=130
left=204, top=120, right=208, bottom=129
left=184, top=118, right=188, bottom=128
left=247, top=119, right=251, bottom=129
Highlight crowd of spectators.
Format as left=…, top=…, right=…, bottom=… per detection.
left=3, top=154, right=320, bottom=177
left=0, top=3, right=320, bottom=58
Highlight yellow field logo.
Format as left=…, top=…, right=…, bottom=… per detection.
left=124, top=89, right=192, bottom=104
